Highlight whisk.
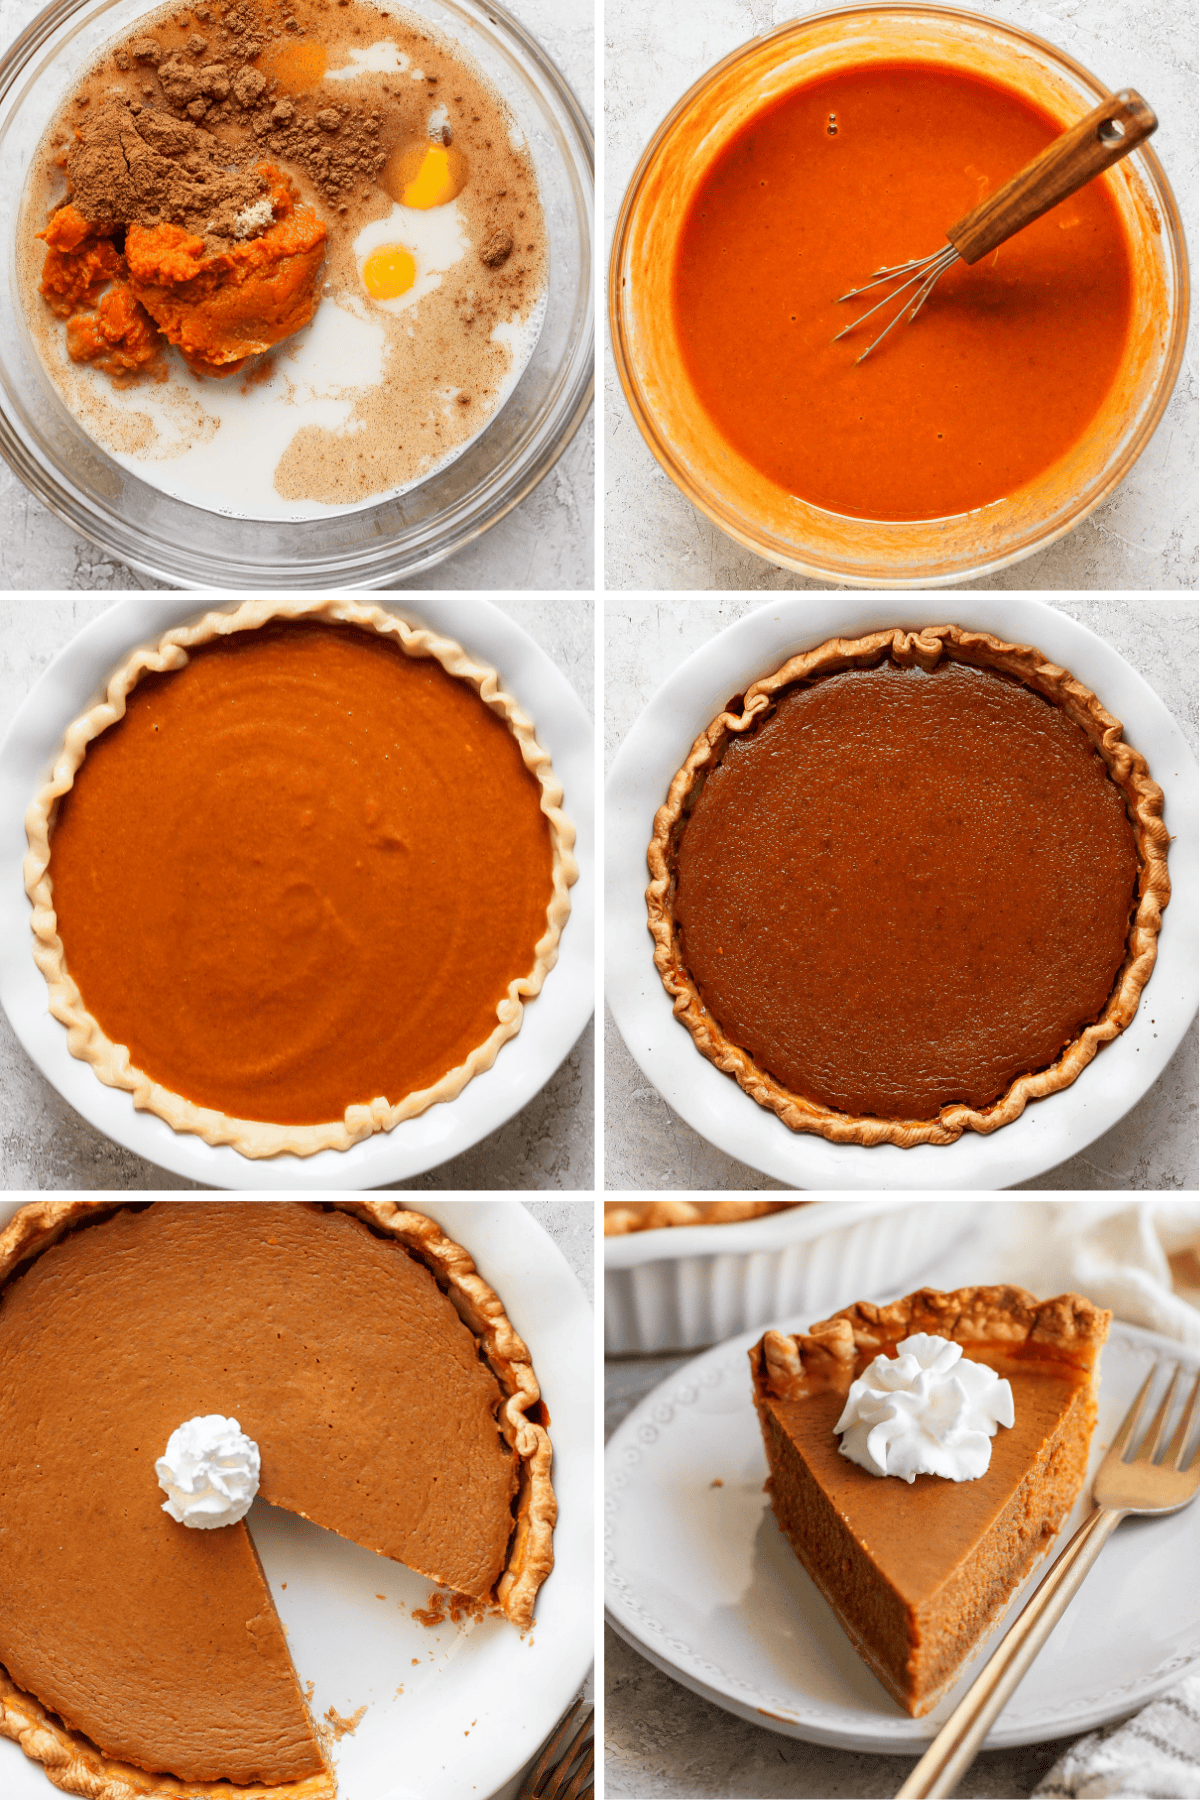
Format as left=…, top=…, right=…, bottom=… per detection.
left=835, top=89, right=1157, bottom=361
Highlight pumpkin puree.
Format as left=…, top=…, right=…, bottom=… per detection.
left=673, top=63, right=1135, bottom=521
left=124, top=167, right=326, bottom=375
left=39, top=204, right=162, bottom=379
left=38, top=165, right=325, bottom=380
left=46, top=621, right=556, bottom=1126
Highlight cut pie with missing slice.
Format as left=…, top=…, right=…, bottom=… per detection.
left=0, top=1201, right=555, bottom=1798
left=750, top=1284, right=1110, bottom=1716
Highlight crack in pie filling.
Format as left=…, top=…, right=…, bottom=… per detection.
left=0, top=1199, right=555, bottom=1798
left=647, top=625, right=1170, bottom=1148
left=24, top=599, right=577, bottom=1158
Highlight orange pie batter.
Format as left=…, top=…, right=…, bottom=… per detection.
left=673, top=63, right=1135, bottom=521
left=41, top=615, right=561, bottom=1135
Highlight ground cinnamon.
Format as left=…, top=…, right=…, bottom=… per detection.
left=68, top=98, right=270, bottom=249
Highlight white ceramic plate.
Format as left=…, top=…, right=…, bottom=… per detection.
left=0, top=599, right=595, bottom=1189
left=605, top=597, right=1199, bottom=1191
left=604, top=1312, right=1200, bottom=1753
left=0, top=1198, right=594, bottom=1800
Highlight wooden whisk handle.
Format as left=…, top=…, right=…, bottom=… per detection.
left=946, top=88, right=1157, bottom=265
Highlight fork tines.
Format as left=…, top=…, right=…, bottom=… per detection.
left=1118, top=1361, right=1200, bottom=1469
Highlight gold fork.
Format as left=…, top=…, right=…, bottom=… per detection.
left=897, top=1357, right=1200, bottom=1800
left=515, top=1697, right=594, bottom=1800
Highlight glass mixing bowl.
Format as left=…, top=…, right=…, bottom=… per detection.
left=609, top=3, right=1188, bottom=589
left=0, top=0, right=592, bottom=587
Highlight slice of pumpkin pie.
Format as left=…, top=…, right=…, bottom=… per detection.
left=750, top=1284, right=1109, bottom=1715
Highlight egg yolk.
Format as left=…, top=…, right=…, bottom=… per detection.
left=362, top=244, right=417, bottom=300
left=260, top=43, right=328, bottom=93
left=382, top=143, right=468, bottom=209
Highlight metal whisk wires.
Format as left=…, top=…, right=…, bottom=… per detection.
left=834, top=243, right=959, bottom=362
left=830, top=90, right=1156, bottom=365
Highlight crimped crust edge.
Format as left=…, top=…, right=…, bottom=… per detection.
left=750, top=1283, right=1113, bottom=1403
left=603, top=1200, right=799, bottom=1235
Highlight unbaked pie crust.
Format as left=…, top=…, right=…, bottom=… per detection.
left=23, top=598, right=578, bottom=1158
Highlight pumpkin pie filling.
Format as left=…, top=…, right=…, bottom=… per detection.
left=647, top=625, right=1170, bottom=1147
left=26, top=602, right=576, bottom=1154
left=0, top=1199, right=556, bottom=1793
left=675, top=658, right=1137, bottom=1116
left=750, top=1285, right=1110, bottom=1715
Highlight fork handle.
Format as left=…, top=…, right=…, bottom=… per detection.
left=946, top=89, right=1157, bottom=265
left=895, top=1505, right=1125, bottom=1800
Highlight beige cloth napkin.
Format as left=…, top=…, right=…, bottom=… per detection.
left=1033, top=1669, right=1200, bottom=1797
left=992, top=1204, right=1200, bottom=1798
left=963, top=1202, right=1200, bottom=1347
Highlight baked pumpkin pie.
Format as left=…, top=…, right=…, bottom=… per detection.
left=23, top=599, right=577, bottom=1158
left=750, top=1284, right=1110, bottom=1715
left=603, top=1200, right=800, bottom=1234
left=0, top=1199, right=555, bottom=1797
left=647, top=624, right=1170, bottom=1147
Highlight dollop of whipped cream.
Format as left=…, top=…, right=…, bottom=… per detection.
left=156, top=1414, right=261, bottom=1528
left=834, top=1334, right=1014, bottom=1484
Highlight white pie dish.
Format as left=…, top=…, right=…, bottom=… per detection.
left=0, top=598, right=595, bottom=1189
left=604, top=1199, right=974, bottom=1354
left=0, top=1198, right=594, bottom=1800
left=605, top=596, right=1199, bottom=1191
left=604, top=1309, right=1200, bottom=1752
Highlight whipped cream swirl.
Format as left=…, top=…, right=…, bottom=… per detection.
left=834, top=1333, right=1014, bottom=1483
left=156, top=1414, right=261, bottom=1528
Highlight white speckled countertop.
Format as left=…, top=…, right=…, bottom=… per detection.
left=605, top=596, right=1199, bottom=1191
left=0, top=0, right=593, bottom=591
left=604, top=0, right=1198, bottom=591
left=0, top=597, right=595, bottom=1190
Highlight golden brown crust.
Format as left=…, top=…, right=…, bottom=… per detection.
left=751, top=1283, right=1112, bottom=1402
left=23, top=598, right=579, bottom=1160
left=0, top=1667, right=334, bottom=1800
left=646, top=624, right=1171, bottom=1148
left=603, top=1199, right=799, bottom=1235
left=335, top=1202, right=555, bottom=1630
left=0, top=1200, right=555, bottom=1800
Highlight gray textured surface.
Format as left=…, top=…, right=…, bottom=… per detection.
left=604, top=597, right=1199, bottom=1193
left=523, top=1197, right=594, bottom=1301
left=604, top=0, right=1198, bottom=592
left=605, top=1348, right=1074, bottom=1798
left=0, top=0, right=594, bottom=592
left=0, top=597, right=596, bottom=1191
